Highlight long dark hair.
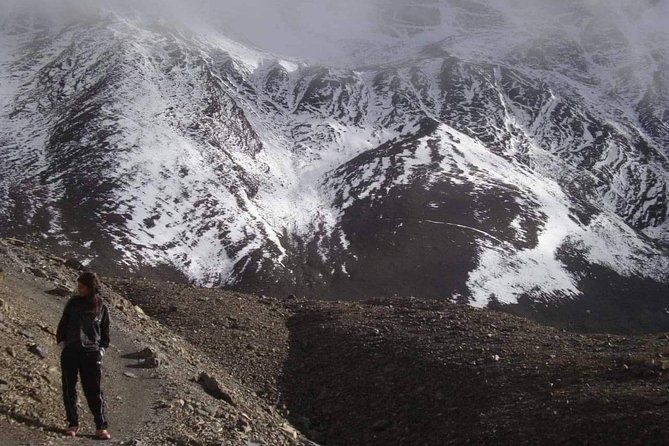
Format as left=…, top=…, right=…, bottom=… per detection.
left=77, top=272, right=102, bottom=315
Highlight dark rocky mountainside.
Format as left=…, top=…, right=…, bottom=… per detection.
left=279, top=299, right=669, bottom=445
left=2, top=238, right=669, bottom=445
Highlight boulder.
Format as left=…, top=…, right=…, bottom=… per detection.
left=123, top=346, right=156, bottom=359
left=123, top=346, right=163, bottom=368
left=197, top=372, right=236, bottom=406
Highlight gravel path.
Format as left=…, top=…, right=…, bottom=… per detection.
left=0, top=254, right=161, bottom=445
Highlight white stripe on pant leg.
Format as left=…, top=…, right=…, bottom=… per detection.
left=62, top=360, right=76, bottom=424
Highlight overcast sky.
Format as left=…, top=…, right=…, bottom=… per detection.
left=1, top=0, right=667, bottom=67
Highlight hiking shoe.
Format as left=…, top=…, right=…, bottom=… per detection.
left=64, top=425, right=79, bottom=436
left=96, top=429, right=111, bottom=440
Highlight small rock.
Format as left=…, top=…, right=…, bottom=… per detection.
left=18, top=329, right=35, bottom=339
left=49, top=256, right=66, bottom=265
left=372, top=419, right=391, bottom=431
left=6, top=346, right=16, bottom=357
left=39, top=323, right=56, bottom=336
left=64, top=258, right=85, bottom=271
left=660, top=360, right=669, bottom=371
left=28, top=267, right=48, bottom=278
left=156, top=399, right=170, bottom=408
left=123, top=371, right=138, bottom=379
left=28, top=344, right=47, bottom=359
left=134, top=306, right=147, bottom=318
left=45, top=285, right=73, bottom=297
left=280, top=425, right=299, bottom=439
left=237, top=417, right=252, bottom=433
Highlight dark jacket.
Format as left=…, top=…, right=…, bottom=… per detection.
left=56, top=295, right=110, bottom=352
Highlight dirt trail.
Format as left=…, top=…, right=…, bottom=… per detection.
left=0, top=256, right=161, bottom=444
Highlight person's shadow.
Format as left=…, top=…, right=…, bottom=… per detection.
left=3, top=413, right=65, bottom=435
left=5, top=398, right=111, bottom=440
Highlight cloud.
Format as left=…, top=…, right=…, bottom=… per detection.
left=0, top=0, right=667, bottom=69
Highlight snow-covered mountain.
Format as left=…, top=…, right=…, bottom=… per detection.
left=0, top=0, right=667, bottom=307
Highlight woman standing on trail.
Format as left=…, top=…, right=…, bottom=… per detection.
left=56, top=271, right=112, bottom=440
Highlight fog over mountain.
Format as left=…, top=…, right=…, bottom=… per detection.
left=212, top=0, right=669, bottom=66
left=0, top=0, right=667, bottom=323
left=3, top=0, right=668, bottom=64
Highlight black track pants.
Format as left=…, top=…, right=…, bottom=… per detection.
left=60, top=347, right=108, bottom=429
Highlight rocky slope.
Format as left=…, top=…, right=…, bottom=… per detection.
left=2, top=237, right=669, bottom=445
left=0, top=1, right=667, bottom=311
left=0, top=237, right=309, bottom=446
left=279, top=299, right=669, bottom=445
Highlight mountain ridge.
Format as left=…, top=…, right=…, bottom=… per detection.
left=0, top=4, right=667, bottom=311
